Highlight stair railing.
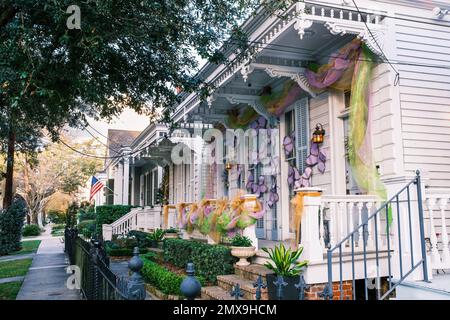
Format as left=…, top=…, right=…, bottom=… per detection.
left=321, top=171, right=429, bottom=300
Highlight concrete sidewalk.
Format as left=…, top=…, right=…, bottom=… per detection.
left=16, top=237, right=81, bottom=300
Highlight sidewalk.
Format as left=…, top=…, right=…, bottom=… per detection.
left=16, top=236, right=80, bottom=300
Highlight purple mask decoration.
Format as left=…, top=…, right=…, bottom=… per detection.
left=268, top=183, right=280, bottom=208
left=283, top=132, right=295, bottom=156
left=246, top=173, right=254, bottom=192
left=252, top=175, right=267, bottom=196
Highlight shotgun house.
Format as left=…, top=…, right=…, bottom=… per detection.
left=103, top=0, right=450, bottom=300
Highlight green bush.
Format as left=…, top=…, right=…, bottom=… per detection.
left=163, top=239, right=236, bottom=284
left=141, top=257, right=184, bottom=296
left=127, top=230, right=151, bottom=248
left=52, top=224, right=65, bottom=231
left=77, top=206, right=96, bottom=222
left=46, top=210, right=66, bottom=224
left=0, top=200, right=27, bottom=255
left=22, top=224, right=41, bottom=237
left=95, top=205, right=133, bottom=235
left=107, top=247, right=148, bottom=257
left=77, top=220, right=96, bottom=239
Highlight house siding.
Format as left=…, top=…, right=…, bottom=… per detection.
left=393, top=11, right=450, bottom=188
left=309, top=92, right=333, bottom=194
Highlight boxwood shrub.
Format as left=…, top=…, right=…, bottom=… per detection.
left=22, top=224, right=41, bottom=237
left=163, top=239, right=236, bottom=284
left=95, top=205, right=133, bottom=235
left=106, top=247, right=148, bottom=257
left=141, top=254, right=205, bottom=296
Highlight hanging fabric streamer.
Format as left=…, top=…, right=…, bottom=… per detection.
left=260, top=80, right=303, bottom=117
left=225, top=106, right=259, bottom=129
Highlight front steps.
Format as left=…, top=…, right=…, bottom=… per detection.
left=395, top=273, right=450, bottom=300
left=201, top=264, right=271, bottom=300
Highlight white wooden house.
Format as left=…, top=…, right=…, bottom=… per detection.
left=102, top=0, right=450, bottom=300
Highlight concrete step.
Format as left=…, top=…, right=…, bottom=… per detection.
left=201, top=286, right=235, bottom=300
left=217, top=274, right=268, bottom=300
left=234, top=263, right=272, bottom=282
left=395, top=274, right=450, bottom=300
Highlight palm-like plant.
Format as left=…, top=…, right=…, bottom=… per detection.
left=262, top=244, right=308, bottom=277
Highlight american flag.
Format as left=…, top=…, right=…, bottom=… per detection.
left=90, top=176, right=104, bottom=201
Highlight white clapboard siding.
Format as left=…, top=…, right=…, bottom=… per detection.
left=309, top=92, right=332, bottom=194
left=394, top=10, right=450, bottom=188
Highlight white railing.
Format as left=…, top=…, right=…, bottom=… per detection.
left=424, top=190, right=450, bottom=270
left=103, top=206, right=164, bottom=240
left=320, top=195, right=386, bottom=253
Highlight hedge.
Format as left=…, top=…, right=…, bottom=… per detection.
left=95, top=205, right=133, bottom=235
left=0, top=200, right=27, bottom=255
left=22, top=224, right=41, bottom=237
left=77, top=220, right=96, bottom=239
left=106, top=247, right=148, bottom=257
left=163, top=239, right=236, bottom=284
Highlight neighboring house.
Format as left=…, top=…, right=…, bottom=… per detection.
left=103, top=0, right=450, bottom=300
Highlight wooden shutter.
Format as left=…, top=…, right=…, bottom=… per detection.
left=295, top=98, right=310, bottom=173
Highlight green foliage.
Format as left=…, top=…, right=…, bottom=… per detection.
left=127, top=230, right=152, bottom=248
left=106, top=247, right=148, bottom=257
left=261, top=244, right=308, bottom=277
left=0, top=199, right=27, bottom=255
left=148, top=229, right=165, bottom=242
left=77, top=206, right=96, bottom=222
left=46, top=210, right=66, bottom=224
left=230, top=234, right=253, bottom=247
left=66, top=203, right=79, bottom=228
left=141, top=258, right=185, bottom=296
left=22, top=224, right=41, bottom=237
left=77, top=220, right=96, bottom=239
left=164, top=239, right=235, bottom=284
left=94, top=205, right=132, bottom=235
left=165, top=228, right=179, bottom=234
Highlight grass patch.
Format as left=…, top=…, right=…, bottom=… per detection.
left=10, top=240, right=41, bottom=255
left=0, top=259, right=33, bottom=279
left=0, top=281, right=22, bottom=300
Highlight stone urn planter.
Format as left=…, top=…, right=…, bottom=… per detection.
left=230, top=246, right=256, bottom=266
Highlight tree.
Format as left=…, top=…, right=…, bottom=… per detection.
left=1, top=0, right=272, bottom=208
left=15, top=136, right=103, bottom=226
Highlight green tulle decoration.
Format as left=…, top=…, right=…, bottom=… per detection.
left=216, top=210, right=232, bottom=235
left=348, top=45, right=391, bottom=225
left=199, top=214, right=213, bottom=235
left=236, top=212, right=256, bottom=229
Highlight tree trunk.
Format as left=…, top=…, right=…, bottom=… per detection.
left=3, top=128, right=15, bottom=209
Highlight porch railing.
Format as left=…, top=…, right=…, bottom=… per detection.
left=424, top=191, right=450, bottom=270
left=321, top=171, right=429, bottom=300
left=320, top=195, right=383, bottom=253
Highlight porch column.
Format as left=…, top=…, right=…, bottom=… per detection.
left=130, top=165, right=136, bottom=206
left=122, top=147, right=131, bottom=205
left=294, top=187, right=324, bottom=263
left=116, top=162, right=124, bottom=204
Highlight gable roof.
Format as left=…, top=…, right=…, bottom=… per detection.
left=107, top=129, right=141, bottom=158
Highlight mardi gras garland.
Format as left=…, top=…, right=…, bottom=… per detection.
left=175, top=191, right=264, bottom=243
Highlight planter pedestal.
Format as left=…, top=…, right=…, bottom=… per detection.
left=231, top=246, right=256, bottom=266
left=243, top=224, right=258, bottom=250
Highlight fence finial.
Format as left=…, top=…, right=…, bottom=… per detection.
left=127, top=247, right=146, bottom=300
left=180, top=262, right=201, bottom=300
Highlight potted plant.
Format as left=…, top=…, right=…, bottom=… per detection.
left=148, top=228, right=165, bottom=248
left=230, top=234, right=256, bottom=266
left=262, top=244, right=308, bottom=300
left=164, top=227, right=179, bottom=239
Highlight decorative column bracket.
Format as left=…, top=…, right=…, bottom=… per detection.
left=218, top=93, right=278, bottom=124
left=262, top=64, right=317, bottom=98
left=324, top=21, right=386, bottom=57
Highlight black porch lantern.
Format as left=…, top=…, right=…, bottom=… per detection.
left=312, top=124, right=325, bottom=144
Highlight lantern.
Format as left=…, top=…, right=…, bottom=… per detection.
left=312, top=124, right=325, bottom=144
left=225, top=162, right=233, bottom=171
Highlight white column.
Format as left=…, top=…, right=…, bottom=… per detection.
left=122, top=155, right=130, bottom=205
left=295, top=187, right=323, bottom=263
left=102, top=224, right=112, bottom=241
left=130, top=166, right=136, bottom=206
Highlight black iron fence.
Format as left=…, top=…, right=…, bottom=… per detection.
left=64, top=228, right=146, bottom=300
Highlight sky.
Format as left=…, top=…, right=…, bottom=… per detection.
left=68, top=108, right=151, bottom=143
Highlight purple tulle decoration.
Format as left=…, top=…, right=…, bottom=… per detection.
left=249, top=209, right=264, bottom=220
